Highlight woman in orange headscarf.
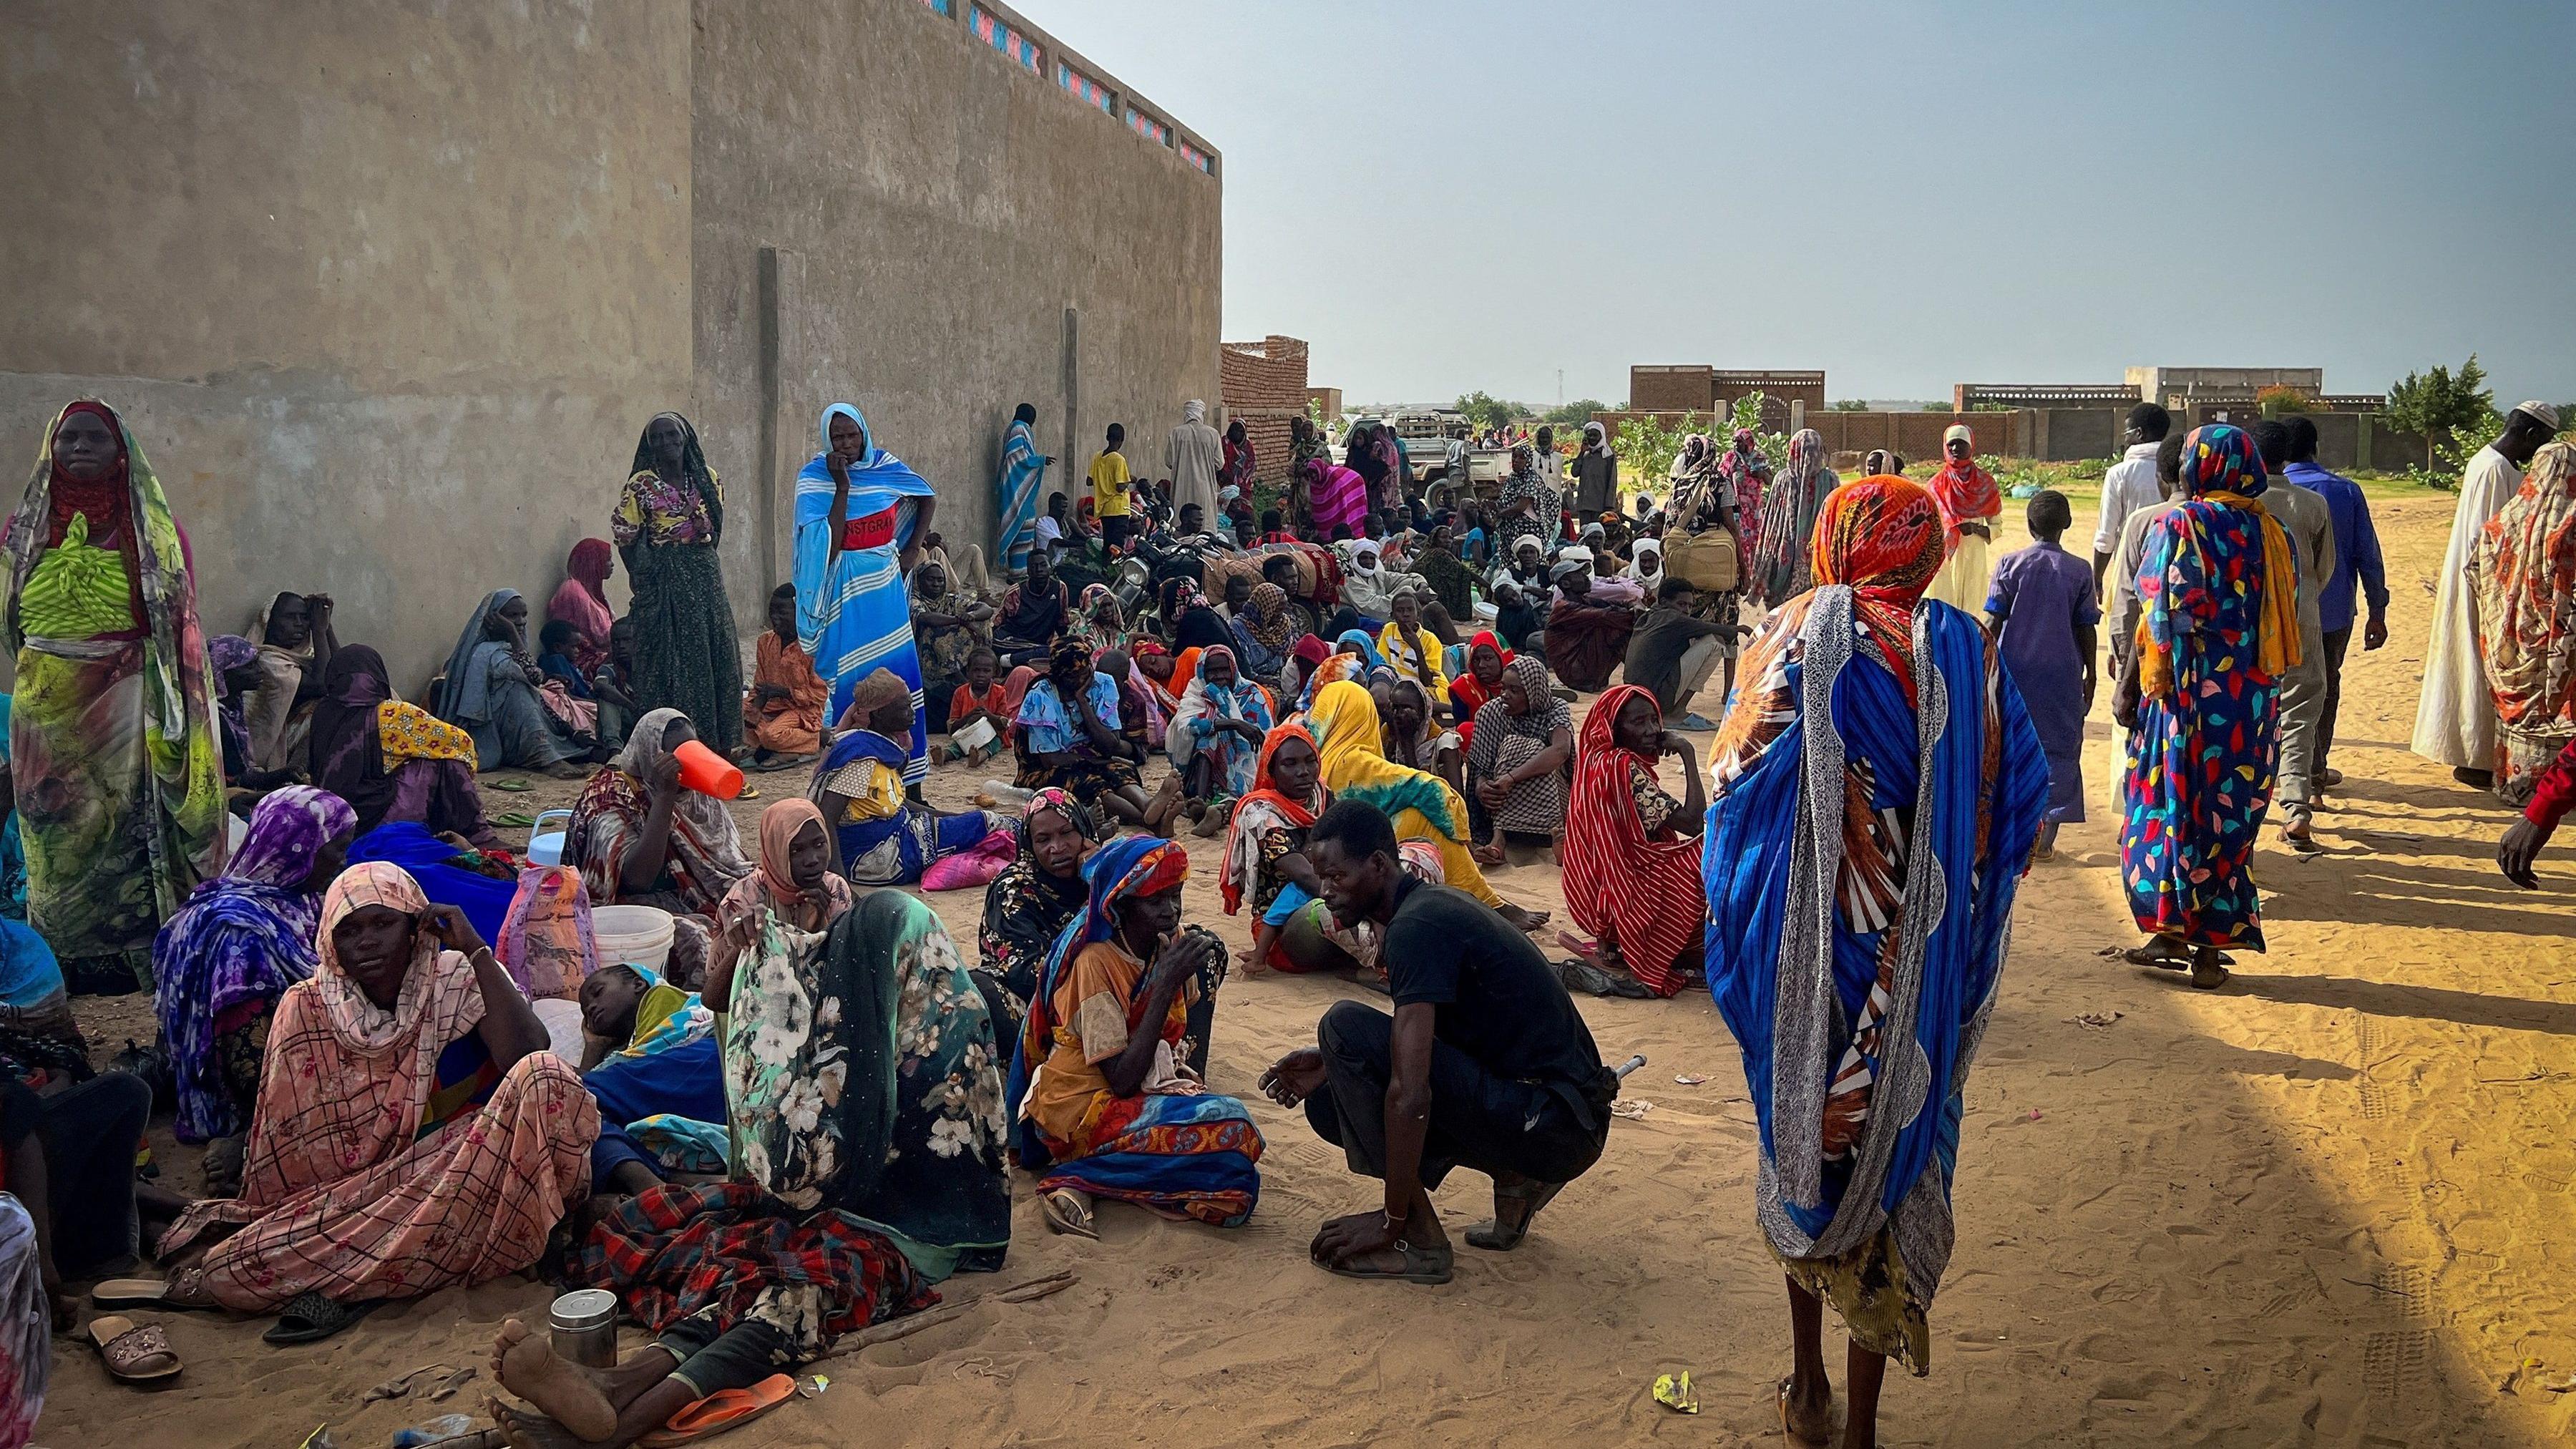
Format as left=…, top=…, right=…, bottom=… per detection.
left=1921, top=424, right=2001, bottom=611
left=1704, top=474, right=2047, bottom=1443
left=1563, top=684, right=1706, bottom=997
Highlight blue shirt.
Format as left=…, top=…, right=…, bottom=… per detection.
left=2283, top=461, right=2386, bottom=634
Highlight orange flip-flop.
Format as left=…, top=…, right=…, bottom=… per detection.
left=638, top=1373, right=799, bottom=1447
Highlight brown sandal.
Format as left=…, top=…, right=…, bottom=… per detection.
left=87, top=1315, right=183, bottom=1383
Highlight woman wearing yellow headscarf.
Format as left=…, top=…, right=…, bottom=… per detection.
left=1305, top=680, right=1548, bottom=932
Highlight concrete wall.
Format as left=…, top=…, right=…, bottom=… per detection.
left=0, top=0, right=695, bottom=692
left=688, top=0, right=1221, bottom=618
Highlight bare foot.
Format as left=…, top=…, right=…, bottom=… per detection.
left=1471, top=841, right=1505, bottom=867
left=1780, top=1371, right=1834, bottom=1443
left=494, top=1317, right=618, bottom=1441
left=1496, top=902, right=1550, bottom=933
left=490, top=1398, right=590, bottom=1449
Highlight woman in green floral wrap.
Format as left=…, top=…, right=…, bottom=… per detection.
left=726, top=888, right=1012, bottom=1279
left=4, top=401, right=225, bottom=995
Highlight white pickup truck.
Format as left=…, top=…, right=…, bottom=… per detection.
left=1389, top=410, right=1511, bottom=487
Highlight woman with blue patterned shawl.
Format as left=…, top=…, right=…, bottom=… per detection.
left=794, top=404, right=938, bottom=784
left=1702, top=476, right=2048, bottom=1443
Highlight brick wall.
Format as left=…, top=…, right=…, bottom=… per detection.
left=1807, top=410, right=2034, bottom=462
left=1220, top=334, right=1311, bottom=485
left=1629, top=364, right=1712, bottom=412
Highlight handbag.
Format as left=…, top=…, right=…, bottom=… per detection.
left=1665, top=525, right=1738, bottom=593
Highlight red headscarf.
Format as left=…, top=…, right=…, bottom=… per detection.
left=1563, top=684, right=1703, bottom=997
left=1448, top=630, right=1516, bottom=753
left=44, top=399, right=133, bottom=547
left=1924, top=426, right=1999, bottom=546
left=1220, top=721, right=1327, bottom=914
left=1807, top=475, right=1947, bottom=701
left=567, top=538, right=614, bottom=606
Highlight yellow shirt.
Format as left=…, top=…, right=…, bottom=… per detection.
left=816, top=753, right=905, bottom=826
left=1375, top=622, right=1452, bottom=704
left=1089, top=451, right=1132, bottom=517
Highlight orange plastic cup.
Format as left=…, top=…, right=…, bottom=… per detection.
left=673, top=739, right=745, bottom=800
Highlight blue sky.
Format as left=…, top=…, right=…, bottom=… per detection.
left=1028, top=0, right=2572, bottom=409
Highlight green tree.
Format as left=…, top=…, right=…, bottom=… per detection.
left=2385, top=355, right=2500, bottom=479
left=1828, top=399, right=1870, bottom=411
left=1543, top=399, right=1609, bottom=428
left=1454, top=391, right=1523, bottom=432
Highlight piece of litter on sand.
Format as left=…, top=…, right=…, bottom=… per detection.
left=1611, top=1099, right=1652, bottom=1120
left=426, top=1365, right=477, bottom=1402
left=1674, top=1073, right=1710, bottom=1085
left=361, top=1362, right=454, bottom=1405
left=297, top=1430, right=336, bottom=1449
left=2544, top=1373, right=2576, bottom=1394
left=2064, top=1012, right=2124, bottom=1028
left=1652, top=1371, right=1699, bottom=1414
left=2026, top=1109, right=2043, bottom=1121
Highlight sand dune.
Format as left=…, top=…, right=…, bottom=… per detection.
left=45, top=491, right=2576, bottom=1446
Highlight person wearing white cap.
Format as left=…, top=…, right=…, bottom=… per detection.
left=2413, top=401, right=2564, bottom=786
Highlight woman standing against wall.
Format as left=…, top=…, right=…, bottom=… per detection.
left=796, top=404, right=938, bottom=784
left=4, top=401, right=227, bottom=995
left=613, top=412, right=744, bottom=758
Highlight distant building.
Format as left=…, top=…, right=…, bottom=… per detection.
left=2126, top=366, right=2326, bottom=410
left=1628, top=365, right=1826, bottom=432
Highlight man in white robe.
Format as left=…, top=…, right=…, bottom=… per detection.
left=1164, top=399, right=1222, bottom=528
left=2412, top=402, right=2562, bottom=784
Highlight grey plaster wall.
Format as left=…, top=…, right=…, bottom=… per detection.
left=1, top=0, right=696, bottom=692
left=1, top=0, right=1224, bottom=687
left=688, top=0, right=1224, bottom=618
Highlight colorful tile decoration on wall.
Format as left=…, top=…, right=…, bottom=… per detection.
left=1177, top=136, right=1211, bottom=174
left=919, top=0, right=952, bottom=15
left=1127, top=107, right=1171, bottom=146
left=1058, top=62, right=1113, bottom=114
left=971, top=5, right=1041, bottom=74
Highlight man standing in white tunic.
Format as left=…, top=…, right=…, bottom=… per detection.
left=1165, top=400, right=1222, bottom=529
left=2412, top=402, right=2562, bottom=786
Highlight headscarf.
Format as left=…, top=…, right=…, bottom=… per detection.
left=1221, top=722, right=1326, bottom=914
left=1669, top=434, right=1712, bottom=484
left=1583, top=421, right=1611, bottom=458
left=1562, top=685, right=1702, bottom=997
left=1754, top=427, right=1837, bottom=600
left=1307, top=679, right=1470, bottom=844
left=757, top=798, right=838, bottom=910
left=210, top=633, right=259, bottom=765
left=1333, top=628, right=1387, bottom=672
left=1005, top=834, right=1192, bottom=1165
left=1624, top=535, right=1664, bottom=583
left=551, top=538, right=618, bottom=667
left=1166, top=645, right=1273, bottom=783
left=793, top=403, right=936, bottom=555
left=1184, top=399, right=1208, bottom=425
left=613, top=706, right=754, bottom=881
left=255, top=592, right=313, bottom=660
left=615, top=412, right=722, bottom=549
left=434, top=587, right=524, bottom=727
left=1450, top=630, right=1514, bottom=752
left=2136, top=424, right=2298, bottom=699
left=1925, top=425, right=2001, bottom=545
left=844, top=665, right=912, bottom=724
left=975, top=787, right=1101, bottom=1017
left=309, top=862, right=480, bottom=1058
left=1805, top=476, right=1948, bottom=701
left=2476, top=441, right=2576, bottom=731
left=1244, top=582, right=1294, bottom=653
left=152, top=785, right=358, bottom=1141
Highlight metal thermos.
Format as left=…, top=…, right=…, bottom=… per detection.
left=548, top=1288, right=619, bottom=1369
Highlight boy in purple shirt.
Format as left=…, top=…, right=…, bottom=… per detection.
left=1986, top=489, right=2099, bottom=857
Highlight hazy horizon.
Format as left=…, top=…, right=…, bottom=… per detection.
left=1025, top=0, right=2572, bottom=413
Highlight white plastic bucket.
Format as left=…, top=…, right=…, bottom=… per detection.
left=590, top=904, right=676, bottom=972
left=950, top=715, right=997, bottom=752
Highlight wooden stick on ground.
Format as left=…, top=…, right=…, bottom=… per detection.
left=814, top=1271, right=1079, bottom=1362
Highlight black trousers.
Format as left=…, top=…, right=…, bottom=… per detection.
left=0, top=1072, right=152, bottom=1277
left=1303, top=1000, right=1604, bottom=1191
left=2318, top=626, right=2353, bottom=773
left=661, top=1311, right=790, bottom=1398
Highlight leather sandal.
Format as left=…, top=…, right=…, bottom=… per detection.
left=87, top=1315, right=182, bottom=1383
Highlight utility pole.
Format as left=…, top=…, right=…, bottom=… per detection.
left=1557, top=369, right=1564, bottom=407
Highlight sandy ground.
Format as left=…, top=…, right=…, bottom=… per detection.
left=44, top=489, right=2576, bottom=1447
